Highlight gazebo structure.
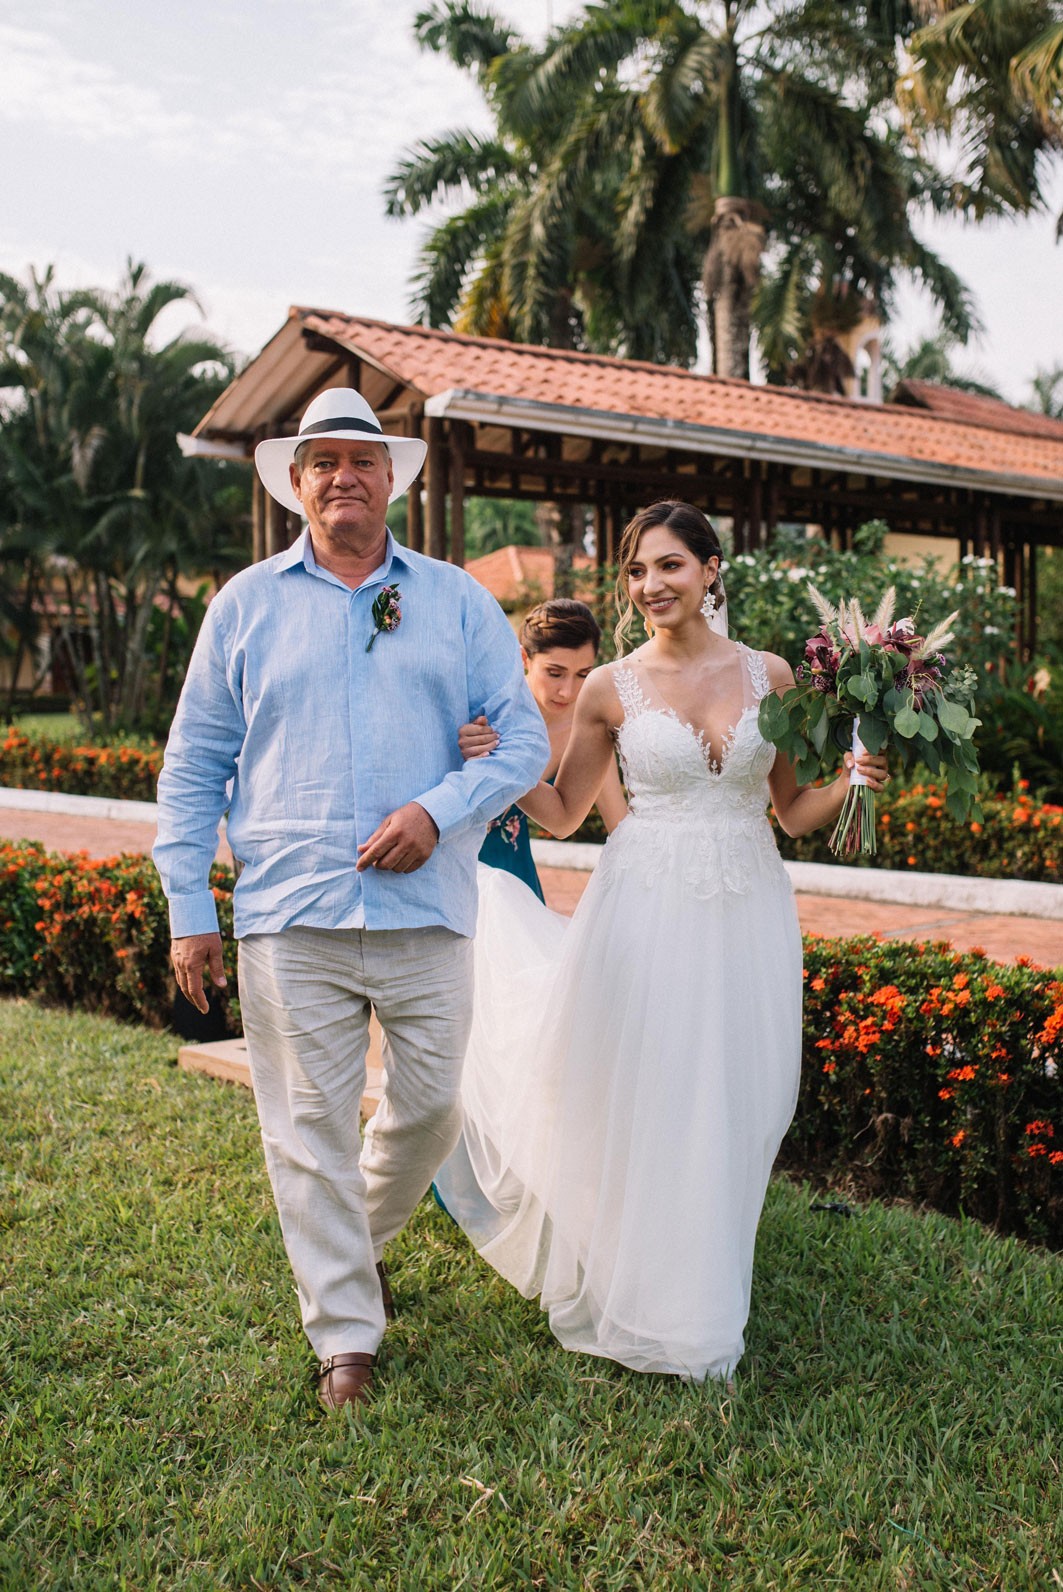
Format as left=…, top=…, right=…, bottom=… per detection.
left=186, top=308, right=1063, bottom=655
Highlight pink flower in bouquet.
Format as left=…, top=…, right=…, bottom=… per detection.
left=798, top=631, right=841, bottom=692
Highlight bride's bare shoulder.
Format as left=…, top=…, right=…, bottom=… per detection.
left=757, top=650, right=797, bottom=692
left=579, top=661, right=627, bottom=725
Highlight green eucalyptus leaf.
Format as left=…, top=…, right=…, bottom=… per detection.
left=758, top=694, right=789, bottom=743
left=945, top=785, right=971, bottom=822
left=937, top=699, right=970, bottom=736
left=856, top=714, right=888, bottom=754
left=916, top=711, right=938, bottom=740
left=894, top=704, right=921, bottom=739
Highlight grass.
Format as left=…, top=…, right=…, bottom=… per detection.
left=4, top=711, right=83, bottom=742
left=1, top=1000, right=1060, bottom=1591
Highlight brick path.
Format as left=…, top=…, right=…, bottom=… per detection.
left=2, top=806, right=1058, bottom=969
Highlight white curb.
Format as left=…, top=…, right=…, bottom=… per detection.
left=0, top=786, right=160, bottom=823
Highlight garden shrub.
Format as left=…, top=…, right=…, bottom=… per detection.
left=0, top=843, right=1057, bottom=1242
left=775, top=776, right=1063, bottom=882
left=0, top=728, right=162, bottom=802
left=0, top=842, right=236, bottom=1029
left=791, top=935, right=1062, bottom=1245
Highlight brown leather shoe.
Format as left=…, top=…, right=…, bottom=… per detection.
left=377, top=1260, right=396, bottom=1321
left=317, top=1352, right=374, bottom=1411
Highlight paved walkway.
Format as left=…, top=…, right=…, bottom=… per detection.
left=1, top=804, right=1058, bottom=969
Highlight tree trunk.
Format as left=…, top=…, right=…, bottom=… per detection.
left=703, top=197, right=765, bottom=381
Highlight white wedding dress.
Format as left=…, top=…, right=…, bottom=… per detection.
left=434, top=643, right=803, bottom=1381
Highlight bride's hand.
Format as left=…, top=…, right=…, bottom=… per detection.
left=459, top=714, right=499, bottom=761
left=844, top=750, right=889, bottom=793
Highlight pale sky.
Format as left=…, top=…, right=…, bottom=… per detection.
left=2, top=0, right=1060, bottom=405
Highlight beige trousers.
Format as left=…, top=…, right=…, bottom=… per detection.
left=238, top=924, right=474, bottom=1358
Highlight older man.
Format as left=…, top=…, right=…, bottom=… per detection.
left=154, top=388, right=548, bottom=1410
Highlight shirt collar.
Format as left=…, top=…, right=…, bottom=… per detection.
left=276, top=527, right=415, bottom=585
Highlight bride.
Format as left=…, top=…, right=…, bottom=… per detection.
left=435, top=501, right=887, bottom=1382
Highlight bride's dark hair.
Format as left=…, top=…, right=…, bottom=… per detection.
left=613, top=501, right=724, bottom=653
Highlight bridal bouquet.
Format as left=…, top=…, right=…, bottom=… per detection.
left=757, top=586, right=982, bottom=857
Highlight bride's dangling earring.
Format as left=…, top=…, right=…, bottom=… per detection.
left=701, top=586, right=718, bottom=621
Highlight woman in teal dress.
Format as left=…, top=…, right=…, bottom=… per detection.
left=472, top=600, right=628, bottom=897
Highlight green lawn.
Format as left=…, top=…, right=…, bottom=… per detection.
left=1, top=999, right=1059, bottom=1590
left=5, top=711, right=83, bottom=742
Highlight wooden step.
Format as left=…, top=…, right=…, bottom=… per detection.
left=178, top=1019, right=385, bottom=1118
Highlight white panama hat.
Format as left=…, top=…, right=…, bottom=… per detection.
left=254, top=388, right=428, bottom=515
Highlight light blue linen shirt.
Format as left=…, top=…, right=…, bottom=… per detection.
left=153, top=530, right=549, bottom=940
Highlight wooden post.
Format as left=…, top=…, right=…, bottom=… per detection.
left=765, top=468, right=778, bottom=541
left=251, top=475, right=266, bottom=564
left=594, top=496, right=608, bottom=568
left=748, top=460, right=763, bottom=550
left=267, top=496, right=290, bottom=558
left=425, top=417, right=447, bottom=562
left=406, top=408, right=424, bottom=553
left=449, top=422, right=467, bottom=567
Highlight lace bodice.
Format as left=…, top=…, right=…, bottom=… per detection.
left=600, top=643, right=789, bottom=899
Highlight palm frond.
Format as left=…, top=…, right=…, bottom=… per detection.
left=382, top=131, right=519, bottom=217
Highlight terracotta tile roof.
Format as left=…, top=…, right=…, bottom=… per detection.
left=464, top=544, right=595, bottom=606
left=891, top=380, right=1063, bottom=442
left=298, top=311, right=1063, bottom=492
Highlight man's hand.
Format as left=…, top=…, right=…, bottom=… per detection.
left=356, top=801, right=440, bottom=873
left=458, top=714, right=499, bottom=761
left=171, top=932, right=227, bottom=1015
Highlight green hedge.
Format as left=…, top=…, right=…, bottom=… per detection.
left=1, top=842, right=1059, bottom=1244
left=0, top=727, right=162, bottom=802
left=793, top=935, right=1062, bottom=1245
left=776, top=777, right=1063, bottom=882
left=0, top=841, right=237, bottom=1030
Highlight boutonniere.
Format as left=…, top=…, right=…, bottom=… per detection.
left=366, top=583, right=402, bottom=652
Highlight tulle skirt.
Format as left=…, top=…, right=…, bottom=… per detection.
left=434, top=852, right=803, bottom=1381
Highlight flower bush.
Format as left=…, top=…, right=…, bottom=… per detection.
left=0, top=842, right=236, bottom=1029
left=722, top=526, right=1017, bottom=688
left=0, top=728, right=162, bottom=802
left=0, top=842, right=1057, bottom=1241
left=788, top=935, right=1062, bottom=1245
left=775, top=775, right=1063, bottom=882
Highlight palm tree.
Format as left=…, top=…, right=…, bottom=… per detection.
left=901, top=1, right=1063, bottom=226
left=384, top=4, right=697, bottom=358
left=391, top=1, right=974, bottom=384
left=0, top=261, right=246, bottom=731
left=1030, top=363, right=1063, bottom=415
left=521, top=0, right=974, bottom=380
left=881, top=329, right=1004, bottom=396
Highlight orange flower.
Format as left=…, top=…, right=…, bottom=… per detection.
left=951, top=1130, right=966, bottom=1148
left=906, top=855, right=917, bottom=867
left=947, top=1065, right=977, bottom=1082
left=810, top=976, right=826, bottom=991
left=822, top=1062, right=836, bottom=1074
left=938, top=1087, right=954, bottom=1100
